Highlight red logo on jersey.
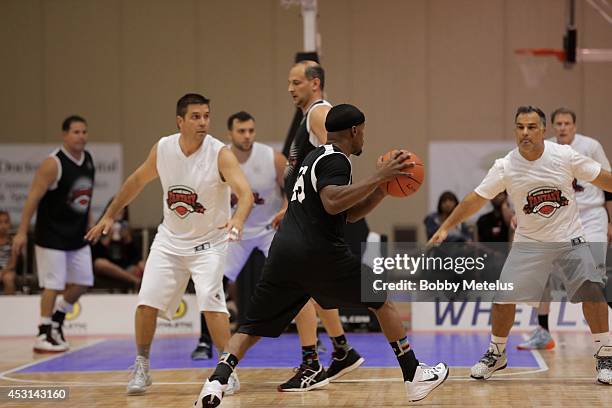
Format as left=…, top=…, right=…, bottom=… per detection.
left=67, top=177, right=93, bottom=214
left=230, top=192, right=265, bottom=208
left=166, top=186, right=205, bottom=218
left=522, top=187, right=569, bottom=218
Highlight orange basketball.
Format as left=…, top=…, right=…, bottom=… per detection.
left=381, top=150, right=424, bottom=197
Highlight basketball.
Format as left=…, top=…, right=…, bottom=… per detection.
left=381, top=150, right=424, bottom=197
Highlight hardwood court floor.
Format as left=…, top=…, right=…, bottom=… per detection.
left=0, top=332, right=609, bottom=407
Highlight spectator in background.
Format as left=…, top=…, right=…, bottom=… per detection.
left=0, top=210, right=16, bottom=294
left=477, top=191, right=513, bottom=242
left=424, top=191, right=472, bottom=242
left=92, top=201, right=144, bottom=289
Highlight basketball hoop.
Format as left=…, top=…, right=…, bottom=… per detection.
left=514, top=48, right=565, bottom=88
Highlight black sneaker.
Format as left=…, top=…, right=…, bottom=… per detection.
left=191, top=342, right=213, bottom=361
left=33, top=324, right=68, bottom=353
left=278, top=364, right=329, bottom=392
left=326, top=348, right=365, bottom=381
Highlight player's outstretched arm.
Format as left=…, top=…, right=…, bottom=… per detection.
left=11, top=157, right=58, bottom=258
left=85, top=143, right=159, bottom=242
left=218, top=147, right=254, bottom=240
left=428, top=192, right=488, bottom=245
left=320, top=151, right=412, bottom=216
left=590, top=168, right=612, bottom=195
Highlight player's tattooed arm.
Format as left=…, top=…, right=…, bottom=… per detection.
left=428, top=192, right=488, bottom=245
left=218, top=147, right=254, bottom=240
left=85, top=143, right=159, bottom=242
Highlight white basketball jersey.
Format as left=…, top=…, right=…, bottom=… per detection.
left=475, top=141, right=601, bottom=242
left=154, top=133, right=231, bottom=255
left=233, top=142, right=284, bottom=240
left=550, top=134, right=611, bottom=211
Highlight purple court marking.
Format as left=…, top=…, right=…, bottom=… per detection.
left=16, top=333, right=538, bottom=373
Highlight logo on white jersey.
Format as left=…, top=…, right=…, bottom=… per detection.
left=166, top=185, right=206, bottom=218
left=522, top=187, right=569, bottom=218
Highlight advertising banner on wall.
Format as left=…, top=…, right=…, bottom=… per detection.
left=411, top=301, right=612, bottom=332
left=428, top=141, right=515, bottom=219
left=0, top=143, right=122, bottom=223
left=1, top=294, right=199, bottom=336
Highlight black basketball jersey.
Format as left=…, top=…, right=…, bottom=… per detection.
left=284, top=99, right=331, bottom=197
left=277, top=144, right=352, bottom=255
left=35, top=148, right=95, bottom=250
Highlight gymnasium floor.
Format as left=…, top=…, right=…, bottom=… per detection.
left=0, top=332, right=608, bottom=407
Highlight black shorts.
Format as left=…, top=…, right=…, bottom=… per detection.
left=238, top=243, right=385, bottom=338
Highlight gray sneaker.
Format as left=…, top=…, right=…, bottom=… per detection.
left=595, top=345, right=612, bottom=385
left=127, top=356, right=152, bottom=395
left=470, top=343, right=507, bottom=380
left=517, top=327, right=555, bottom=350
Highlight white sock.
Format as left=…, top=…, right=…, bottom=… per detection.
left=56, top=298, right=74, bottom=314
left=491, top=335, right=508, bottom=354
left=40, top=317, right=53, bottom=326
left=592, top=332, right=611, bottom=355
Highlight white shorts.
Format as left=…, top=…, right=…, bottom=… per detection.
left=494, top=240, right=605, bottom=307
left=224, top=230, right=275, bottom=282
left=138, top=241, right=228, bottom=320
left=580, top=207, right=608, bottom=268
left=35, top=245, right=94, bottom=290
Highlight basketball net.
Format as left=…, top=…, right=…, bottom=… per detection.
left=514, top=49, right=564, bottom=89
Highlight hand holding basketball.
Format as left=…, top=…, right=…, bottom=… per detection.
left=378, top=150, right=424, bottom=197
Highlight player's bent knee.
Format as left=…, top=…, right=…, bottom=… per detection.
left=574, top=281, right=605, bottom=302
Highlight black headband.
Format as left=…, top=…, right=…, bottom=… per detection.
left=325, top=104, right=365, bottom=132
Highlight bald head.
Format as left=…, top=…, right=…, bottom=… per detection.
left=293, top=60, right=325, bottom=90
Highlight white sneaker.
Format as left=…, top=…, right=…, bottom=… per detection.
left=225, top=372, right=240, bottom=395
left=194, top=379, right=227, bottom=408
left=595, top=345, right=612, bottom=385
left=470, top=343, right=507, bottom=380
left=126, top=356, right=152, bottom=395
left=33, top=325, right=68, bottom=353
left=404, top=362, right=449, bottom=402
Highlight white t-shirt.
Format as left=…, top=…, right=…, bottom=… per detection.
left=154, top=133, right=231, bottom=255
left=233, top=142, right=284, bottom=240
left=475, top=141, right=601, bottom=242
left=549, top=133, right=611, bottom=211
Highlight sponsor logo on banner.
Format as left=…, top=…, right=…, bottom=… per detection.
left=411, top=300, right=611, bottom=331
left=64, top=301, right=87, bottom=334
left=0, top=143, right=122, bottom=222
left=157, top=299, right=194, bottom=333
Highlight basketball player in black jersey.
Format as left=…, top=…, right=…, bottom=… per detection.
left=12, top=116, right=95, bottom=353
left=195, top=104, right=449, bottom=407
left=282, top=60, right=366, bottom=389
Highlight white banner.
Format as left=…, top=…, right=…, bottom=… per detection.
left=428, top=141, right=515, bottom=220
left=411, top=301, right=612, bottom=332
left=0, top=294, right=199, bottom=336
left=0, top=143, right=122, bottom=223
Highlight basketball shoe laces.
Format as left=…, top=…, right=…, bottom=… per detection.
left=128, top=358, right=148, bottom=382
left=598, top=355, right=612, bottom=371
left=289, top=364, right=319, bottom=387
left=479, top=349, right=500, bottom=367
